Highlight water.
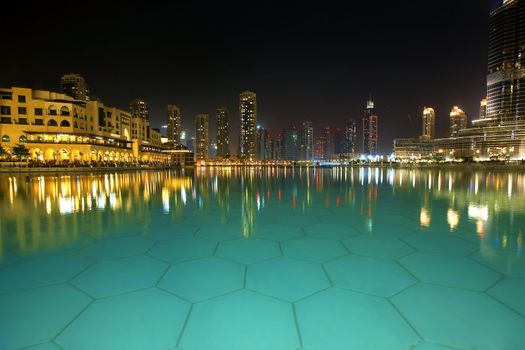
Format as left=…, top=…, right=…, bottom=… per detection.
left=0, top=167, right=524, bottom=350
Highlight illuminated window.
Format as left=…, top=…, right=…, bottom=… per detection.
left=48, top=106, right=57, bottom=116
left=47, top=119, right=58, bottom=126
left=2, top=135, right=10, bottom=142
left=19, top=135, right=26, bottom=142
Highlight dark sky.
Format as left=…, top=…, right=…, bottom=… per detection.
left=1, top=0, right=500, bottom=153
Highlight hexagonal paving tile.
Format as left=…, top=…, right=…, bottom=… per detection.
left=179, top=290, right=299, bottom=350
left=324, top=255, right=416, bottom=297
left=246, top=257, right=330, bottom=301
left=402, top=234, right=477, bottom=256
left=399, top=252, right=501, bottom=291
left=470, top=249, right=525, bottom=277
left=72, top=256, right=168, bottom=298
left=275, top=214, right=321, bottom=227
left=296, top=288, right=420, bottom=350
left=158, top=257, right=244, bottom=302
left=252, top=224, right=304, bottom=241
left=0, top=254, right=92, bottom=293
left=82, top=222, right=142, bottom=238
left=80, top=236, right=155, bottom=260
left=20, top=342, right=61, bottom=350
left=343, top=236, right=414, bottom=259
left=143, top=223, right=198, bottom=240
left=56, top=288, right=190, bottom=350
left=304, top=223, right=360, bottom=240
left=392, top=283, right=525, bottom=350
left=147, top=237, right=217, bottom=263
left=281, top=237, right=348, bottom=263
left=412, top=342, right=456, bottom=350
left=196, top=224, right=245, bottom=241
left=488, top=277, right=525, bottom=316
left=0, top=285, right=91, bottom=350
left=215, top=238, right=281, bottom=264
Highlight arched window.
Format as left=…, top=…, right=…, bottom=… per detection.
left=47, top=119, right=58, bottom=126
left=60, top=106, right=70, bottom=116
left=60, top=120, right=71, bottom=127
left=2, top=135, right=10, bottom=142
left=19, top=135, right=27, bottom=142
left=48, top=106, right=57, bottom=116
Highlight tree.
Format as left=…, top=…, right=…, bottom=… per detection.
left=12, top=144, right=29, bottom=160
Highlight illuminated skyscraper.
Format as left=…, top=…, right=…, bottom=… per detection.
left=60, top=73, right=88, bottom=101
left=256, top=126, right=273, bottom=161
left=239, top=91, right=257, bottom=161
left=300, top=121, right=314, bottom=160
left=216, top=107, right=229, bottom=157
left=284, top=125, right=300, bottom=160
left=167, top=104, right=182, bottom=145
left=486, top=0, right=525, bottom=124
left=450, top=106, right=467, bottom=137
left=322, top=126, right=334, bottom=160
left=422, top=107, right=435, bottom=139
left=344, top=118, right=357, bottom=156
left=195, top=114, right=209, bottom=161
left=480, top=98, right=488, bottom=119
left=362, top=97, right=378, bottom=154
left=130, top=98, right=149, bottom=121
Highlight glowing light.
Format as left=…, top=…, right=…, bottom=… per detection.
left=468, top=204, right=488, bottom=221
left=447, top=209, right=459, bottom=230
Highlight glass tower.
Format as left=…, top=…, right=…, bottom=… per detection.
left=239, top=91, right=257, bottom=161
left=216, top=107, right=229, bottom=157
left=167, top=104, right=182, bottom=145
left=362, top=98, right=378, bottom=155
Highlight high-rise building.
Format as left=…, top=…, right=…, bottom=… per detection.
left=167, top=104, right=182, bottom=145
left=195, top=114, right=209, bottom=161
left=274, top=131, right=285, bottom=160
left=216, top=107, right=229, bottom=157
left=449, top=106, right=467, bottom=137
left=362, top=98, right=378, bottom=154
left=486, top=0, right=525, bottom=124
left=284, top=125, right=300, bottom=161
left=343, top=119, right=357, bottom=156
left=239, top=91, right=257, bottom=161
left=480, top=98, right=488, bottom=119
left=334, top=128, right=345, bottom=156
left=323, top=126, right=334, bottom=160
left=60, top=73, right=88, bottom=101
left=210, top=139, right=218, bottom=159
left=300, top=121, right=314, bottom=161
left=130, top=99, right=149, bottom=121
left=315, top=134, right=327, bottom=160
left=422, top=107, right=436, bottom=139
left=256, top=126, right=273, bottom=161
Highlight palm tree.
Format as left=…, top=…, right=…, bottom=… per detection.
left=12, top=144, right=29, bottom=160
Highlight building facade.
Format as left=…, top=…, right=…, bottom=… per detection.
left=363, top=98, right=378, bottom=154
left=130, top=98, right=149, bottom=121
left=167, top=104, right=182, bottom=145
left=422, top=107, right=435, bottom=139
left=343, top=118, right=357, bottom=158
left=300, top=121, right=314, bottom=161
left=60, top=73, right=88, bottom=101
left=195, top=114, right=209, bottom=161
left=450, top=106, right=468, bottom=137
left=239, top=91, right=257, bottom=161
left=216, top=107, right=229, bottom=157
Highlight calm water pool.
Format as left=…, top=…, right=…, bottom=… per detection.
left=0, top=167, right=524, bottom=350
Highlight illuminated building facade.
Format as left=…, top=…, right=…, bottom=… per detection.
left=300, top=121, right=314, bottom=161
left=130, top=98, right=149, bottom=121
left=322, top=126, right=334, bottom=160
left=283, top=125, right=300, bottom=161
left=0, top=87, right=171, bottom=163
left=363, top=98, right=378, bottom=154
left=422, top=107, right=435, bottom=139
left=480, top=98, right=487, bottom=119
left=60, top=73, right=88, bottom=101
left=195, top=113, right=209, bottom=161
left=450, top=106, right=467, bottom=137
left=343, top=118, right=357, bottom=157
left=256, top=126, right=273, bottom=161
left=239, top=91, right=257, bottom=161
left=167, top=104, right=182, bottom=145
left=216, top=107, right=229, bottom=157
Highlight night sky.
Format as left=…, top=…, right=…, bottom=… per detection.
left=1, top=0, right=501, bottom=154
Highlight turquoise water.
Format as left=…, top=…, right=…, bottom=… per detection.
left=0, top=167, right=524, bottom=350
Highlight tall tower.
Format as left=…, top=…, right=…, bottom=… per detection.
left=130, top=98, right=149, bottom=120
left=344, top=119, right=357, bottom=155
left=167, top=105, right=182, bottom=145
left=422, top=107, right=435, bottom=139
left=239, top=91, right=257, bottom=161
left=362, top=97, right=378, bottom=154
left=60, top=73, right=88, bottom=101
left=195, top=114, right=209, bottom=161
left=323, top=126, right=334, bottom=160
left=216, top=107, right=229, bottom=157
left=486, top=0, right=525, bottom=124
left=480, top=98, right=488, bottom=119
left=301, top=121, right=314, bottom=161
left=450, top=106, right=467, bottom=137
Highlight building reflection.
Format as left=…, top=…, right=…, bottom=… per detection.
left=1, top=166, right=524, bottom=260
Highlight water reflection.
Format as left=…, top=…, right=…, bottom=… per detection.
left=1, top=167, right=524, bottom=260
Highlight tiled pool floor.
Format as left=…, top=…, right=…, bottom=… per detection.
left=1, top=169, right=525, bottom=349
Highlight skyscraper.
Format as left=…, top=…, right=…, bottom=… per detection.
left=60, top=73, right=88, bottom=101
left=422, top=107, right=436, bottom=139
left=300, top=121, right=314, bottom=161
left=284, top=125, right=300, bottom=161
left=322, top=126, right=334, bottom=160
left=334, top=128, right=344, bottom=156
left=239, top=91, right=257, bottom=161
left=256, top=126, right=273, bottom=161
left=195, top=114, right=209, bottom=161
left=486, top=0, right=525, bottom=124
left=480, top=98, right=488, bottom=119
left=216, top=107, right=229, bottom=157
left=130, top=99, right=149, bottom=120
left=362, top=97, right=378, bottom=154
left=450, top=106, right=467, bottom=137
left=343, top=119, right=357, bottom=156
left=167, top=104, right=182, bottom=145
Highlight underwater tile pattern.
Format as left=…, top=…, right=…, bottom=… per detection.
left=1, top=168, right=525, bottom=350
